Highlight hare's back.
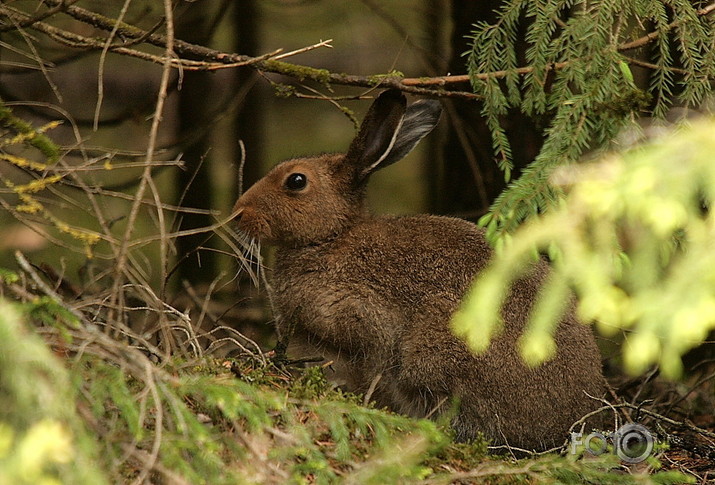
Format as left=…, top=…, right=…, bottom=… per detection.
left=338, top=215, right=493, bottom=305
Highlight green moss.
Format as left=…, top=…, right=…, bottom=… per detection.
left=289, top=365, right=332, bottom=400
left=338, top=105, right=359, bottom=130
left=366, top=70, right=405, bottom=86
left=261, top=59, right=332, bottom=85
left=0, top=269, right=18, bottom=284
left=0, top=100, right=61, bottom=163
left=273, top=83, right=298, bottom=98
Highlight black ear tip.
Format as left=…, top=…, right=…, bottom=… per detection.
left=377, top=88, right=406, bottom=104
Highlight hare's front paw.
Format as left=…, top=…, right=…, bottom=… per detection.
left=267, top=339, right=289, bottom=367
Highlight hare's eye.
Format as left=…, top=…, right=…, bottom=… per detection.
left=285, top=173, right=307, bottom=191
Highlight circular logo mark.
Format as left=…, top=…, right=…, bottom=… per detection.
left=614, top=423, right=654, bottom=463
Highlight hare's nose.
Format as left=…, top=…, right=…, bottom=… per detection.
left=231, top=205, right=244, bottom=222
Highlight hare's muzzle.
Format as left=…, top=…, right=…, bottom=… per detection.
left=231, top=205, right=244, bottom=222
left=231, top=204, right=251, bottom=233
left=231, top=205, right=248, bottom=231
left=231, top=201, right=272, bottom=242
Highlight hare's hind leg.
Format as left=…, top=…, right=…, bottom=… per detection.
left=393, top=319, right=472, bottom=417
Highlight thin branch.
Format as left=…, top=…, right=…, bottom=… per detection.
left=0, top=39, right=53, bottom=69
left=388, top=0, right=715, bottom=87
left=619, top=1, right=715, bottom=52
left=4, top=0, right=714, bottom=99
left=355, top=0, right=448, bottom=85
left=143, top=0, right=173, bottom=350
left=107, top=0, right=176, bottom=336
left=130, top=360, right=164, bottom=485
left=0, top=0, right=79, bottom=33
left=622, top=55, right=688, bottom=75
left=121, top=445, right=191, bottom=485
left=39, top=0, right=253, bottom=62
left=3, top=13, right=63, bottom=102
left=14, top=250, right=88, bottom=324
left=0, top=4, right=271, bottom=71
left=272, top=38, right=333, bottom=60
left=3, top=1, right=476, bottom=98
left=237, top=139, right=246, bottom=198
left=94, top=0, right=133, bottom=131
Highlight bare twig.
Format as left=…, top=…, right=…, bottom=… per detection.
left=237, top=139, right=247, bottom=198
left=14, top=250, right=88, bottom=324
left=106, top=0, right=175, bottom=343
left=122, top=445, right=191, bottom=485
left=363, top=372, right=382, bottom=406
left=613, top=403, right=715, bottom=440
left=665, top=369, right=715, bottom=415
left=272, top=39, right=333, bottom=60
left=619, top=1, right=715, bottom=51
left=94, top=0, right=133, bottom=131
left=0, top=0, right=79, bottom=33
left=4, top=14, right=63, bottom=102
left=127, top=9, right=170, bottom=484
left=3, top=0, right=714, bottom=100
left=0, top=4, right=272, bottom=71
left=418, top=460, right=547, bottom=484
left=129, top=360, right=164, bottom=485
left=0, top=1, right=475, bottom=98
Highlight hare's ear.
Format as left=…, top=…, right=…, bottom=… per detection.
left=346, top=90, right=442, bottom=182
left=377, top=98, right=442, bottom=170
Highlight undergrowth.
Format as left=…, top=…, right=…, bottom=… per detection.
left=0, top=290, right=698, bottom=484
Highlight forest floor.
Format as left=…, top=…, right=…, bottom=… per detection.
left=1, top=264, right=714, bottom=484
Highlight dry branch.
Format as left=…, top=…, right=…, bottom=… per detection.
left=3, top=0, right=713, bottom=100
left=0, top=1, right=474, bottom=98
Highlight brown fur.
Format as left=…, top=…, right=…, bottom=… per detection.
left=233, top=90, right=605, bottom=451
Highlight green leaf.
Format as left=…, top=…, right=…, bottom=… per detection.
left=618, top=60, right=634, bottom=83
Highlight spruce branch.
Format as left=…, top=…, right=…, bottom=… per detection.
left=468, top=0, right=715, bottom=241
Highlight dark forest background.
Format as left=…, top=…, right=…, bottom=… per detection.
left=0, top=0, right=536, bottom=286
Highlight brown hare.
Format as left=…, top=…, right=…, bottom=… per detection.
left=233, top=89, right=605, bottom=451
